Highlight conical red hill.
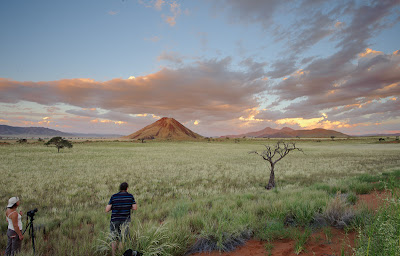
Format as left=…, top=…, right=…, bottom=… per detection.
left=122, top=117, right=203, bottom=140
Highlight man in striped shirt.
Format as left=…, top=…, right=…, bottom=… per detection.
left=106, top=182, right=137, bottom=256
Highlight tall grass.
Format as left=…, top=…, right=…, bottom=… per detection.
left=0, top=139, right=399, bottom=255
left=354, top=172, right=400, bottom=256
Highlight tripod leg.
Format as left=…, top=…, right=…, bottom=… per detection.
left=31, top=222, right=35, bottom=255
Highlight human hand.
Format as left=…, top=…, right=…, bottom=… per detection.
left=19, top=234, right=24, bottom=240
left=19, top=211, right=23, bottom=216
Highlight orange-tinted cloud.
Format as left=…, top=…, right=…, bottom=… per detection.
left=90, top=119, right=127, bottom=125
left=0, top=58, right=266, bottom=124
left=358, top=48, right=383, bottom=58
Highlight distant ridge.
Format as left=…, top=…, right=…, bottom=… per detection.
left=0, top=125, right=123, bottom=138
left=355, top=133, right=400, bottom=137
left=0, top=125, right=73, bottom=137
left=222, top=126, right=348, bottom=138
left=122, top=117, right=202, bottom=140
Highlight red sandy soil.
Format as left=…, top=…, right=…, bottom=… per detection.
left=191, top=190, right=389, bottom=256
left=382, top=140, right=400, bottom=143
left=357, top=190, right=391, bottom=211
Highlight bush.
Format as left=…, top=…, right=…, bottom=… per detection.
left=346, top=192, right=358, bottom=205
left=349, top=181, right=375, bottom=194
left=322, top=192, right=354, bottom=228
left=354, top=195, right=400, bottom=255
left=96, top=221, right=180, bottom=256
left=253, top=219, right=288, bottom=241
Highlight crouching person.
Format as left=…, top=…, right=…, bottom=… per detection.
left=106, top=182, right=137, bottom=256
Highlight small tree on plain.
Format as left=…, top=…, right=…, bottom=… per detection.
left=249, top=141, right=303, bottom=190
left=331, top=136, right=335, bottom=141
left=45, top=137, right=73, bottom=153
left=17, top=139, right=27, bottom=144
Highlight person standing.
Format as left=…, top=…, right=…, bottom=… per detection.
left=106, top=182, right=137, bottom=256
left=5, top=197, right=23, bottom=256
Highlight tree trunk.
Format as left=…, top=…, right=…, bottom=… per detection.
left=57, top=146, right=60, bottom=153
left=266, top=165, right=275, bottom=190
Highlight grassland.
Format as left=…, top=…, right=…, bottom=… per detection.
left=0, top=138, right=399, bottom=255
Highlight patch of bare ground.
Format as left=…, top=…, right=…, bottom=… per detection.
left=190, top=190, right=391, bottom=256
left=356, top=190, right=391, bottom=211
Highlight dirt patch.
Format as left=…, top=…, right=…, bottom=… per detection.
left=382, top=140, right=400, bottom=143
left=190, top=228, right=355, bottom=256
left=190, top=190, right=391, bottom=256
left=356, top=190, right=391, bottom=211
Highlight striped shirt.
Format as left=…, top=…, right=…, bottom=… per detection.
left=108, top=191, right=136, bottom=222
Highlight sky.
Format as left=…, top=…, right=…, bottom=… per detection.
left=0, top=0, right=400, bottom=137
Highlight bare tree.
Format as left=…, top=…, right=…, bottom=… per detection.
left=138, top=136, right=154, bottom=143
left=249, top=141, right=303, bottom=190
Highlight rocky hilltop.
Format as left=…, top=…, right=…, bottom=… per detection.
left=123, top=117, right=202, bottom=140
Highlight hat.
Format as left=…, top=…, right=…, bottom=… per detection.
left=7, top=197, right=19, bottom=208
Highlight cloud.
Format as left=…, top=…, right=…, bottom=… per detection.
left=239, top=58, right=268, bottom=81
left=108, top=11, right=118, bottom=15
left=264, top=49, right=400, bottom=124
left=197, top=32, right=208, bottom=51
left=154, top=0, right=165, bottom=10
left=163, top=1, right=181, bottom=26
left=219, top=0, right=400, bottom=78
left=0, top=58, right=267, bottom=124
left=213, top=0, right=284, bottom=29
left=144, top=36, right=161, bottom=42
left=157, top=51, right=184, bottom=64
left=139, top=0, right=182, bottom=26
left=266, top=57, right=297, bottom=79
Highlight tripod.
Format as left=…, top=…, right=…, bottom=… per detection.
left=23, top=213, right=36, bottom=255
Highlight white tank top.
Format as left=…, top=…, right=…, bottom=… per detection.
left=7, top=211, right=23, bottom=231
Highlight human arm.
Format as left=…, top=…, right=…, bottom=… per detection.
left=132, top=203, right=137, bottom=211
left=105, top=204, right=112, bottom=213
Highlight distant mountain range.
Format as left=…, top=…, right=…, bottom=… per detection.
left=357, top=133, right=400, bottom=137
left=2, top=122, right=398, bottom=140
left=222, top=126, right=349, bottom=138
left=0, top=125, right=123, bottom=138
left=122, top=117, right=202, bottom=140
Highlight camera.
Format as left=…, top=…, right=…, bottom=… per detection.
left=27, top=208, right=38, bottom=218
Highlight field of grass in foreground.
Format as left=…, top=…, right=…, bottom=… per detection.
left=0, top=138, right=399, bottom=255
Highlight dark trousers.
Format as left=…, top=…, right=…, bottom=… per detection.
left=5, top=229, right=21, bottom=256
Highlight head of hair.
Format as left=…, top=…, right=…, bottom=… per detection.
left=7, top=203, right=17, bottom=209
left=119, top=182, right=129, bottom=191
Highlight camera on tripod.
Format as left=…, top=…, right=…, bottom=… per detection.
left=27, top=208, right=38, bottom=218
left=23, top=208, right=39, bottom=255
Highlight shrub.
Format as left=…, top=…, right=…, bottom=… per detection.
left=253, top=219, right=287, bottom=241
left=349, top=181, right=374, bottom=194
left=322, top=192, right=354, bottom=228
left=354, top=198, right=400, bottom=255
left=96, top=221, right=180, bottom=256
left=293, top=228, right=312, bottom=255
left=346, top=192, right=358, bottom=205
